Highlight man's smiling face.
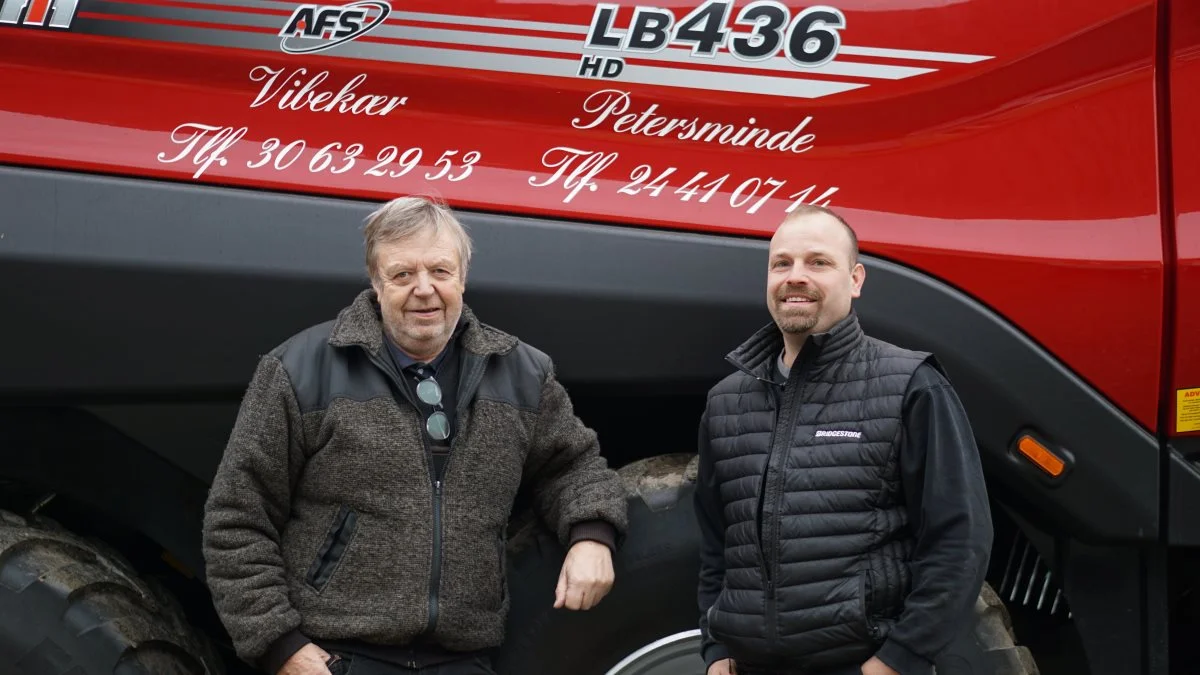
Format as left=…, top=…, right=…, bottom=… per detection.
left=766, top=212, right=865, bottom=338
left=371, top=227, right=465, bottom=362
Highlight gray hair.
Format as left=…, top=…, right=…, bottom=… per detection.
left=362, top=196, right=474, bottom=279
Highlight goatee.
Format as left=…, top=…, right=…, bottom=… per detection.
left=778, top=314, right=819, bottom=334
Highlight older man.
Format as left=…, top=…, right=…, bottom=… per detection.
left=203, top=196, right=627, bottom=675
left=695, top=206, right=993, bottom=675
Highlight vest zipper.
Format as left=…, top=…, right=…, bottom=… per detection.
left=760, top=352, right=815, bottom=649
left=763, top=383, right=797, bottom=648
left=758, top=381, right=781, bottom=584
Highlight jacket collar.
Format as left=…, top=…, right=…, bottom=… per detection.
left=726, top=311, right=865, bottom=379
left=328, top=288, right=518, bottom=358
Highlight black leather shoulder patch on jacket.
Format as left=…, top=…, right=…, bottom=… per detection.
left=273, top=322, right=394, bottom=414
left=475, top=342, right=550, bottom=412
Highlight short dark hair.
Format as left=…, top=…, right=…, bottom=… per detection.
left=781, top=205, right=859, bottom=266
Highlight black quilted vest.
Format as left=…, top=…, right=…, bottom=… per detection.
left=704, top=312, right=932, bottom=672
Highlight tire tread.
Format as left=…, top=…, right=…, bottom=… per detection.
left=0, top=509, right=222, bottom=675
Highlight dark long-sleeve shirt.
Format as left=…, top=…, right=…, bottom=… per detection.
left=696, top=362, right=994, bottom=674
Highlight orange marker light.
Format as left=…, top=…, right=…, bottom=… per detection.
left=1017, top=436, right=1066, bottom=477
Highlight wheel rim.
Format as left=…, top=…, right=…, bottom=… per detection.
left=605, top=630, right=705, bottom=675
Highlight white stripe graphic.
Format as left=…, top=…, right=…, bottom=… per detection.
left=145, top=0, right=993, bottom=65
left=390, top=10, right=591, bottom=35
left=89, top=2, right=940, bottom=81
left=76, top=17, right=868, bottom=98
left=839, top=46, right=992, bottom=64
left=387, top=26, right=936, bottom=80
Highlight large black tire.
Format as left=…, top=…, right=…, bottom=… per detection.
left=496, top=454, right=702, bottom=675
left=496, top=453, right=1040, bottom=675
left=0, top=509, right=223, bottom=675
left=935, top=583, right=1039, bottom=675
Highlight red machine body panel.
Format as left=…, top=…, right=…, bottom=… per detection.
left=0, top=0, right=1171, bottom=431
left=1169, top=0, right=1200, bottom=438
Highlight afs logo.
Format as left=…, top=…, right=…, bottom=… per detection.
left=280, top=0, right=391, bottom=55
left=0, top=0, right=79, bottom=28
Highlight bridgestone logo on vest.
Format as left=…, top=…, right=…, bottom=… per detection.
left=815, top=430, right=862, bottom=438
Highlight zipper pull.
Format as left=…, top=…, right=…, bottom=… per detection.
left=434, top=480, right=443, bottom=496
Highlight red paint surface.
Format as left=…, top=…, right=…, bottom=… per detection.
left=0, top=0, right=1176, bottom=431
left=1169, top=0, right=1200, bottom=436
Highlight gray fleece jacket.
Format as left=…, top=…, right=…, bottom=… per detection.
left=201, top=290, right=628, bottom=670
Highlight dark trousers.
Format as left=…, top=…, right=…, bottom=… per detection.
left=326, top=651, right=496, bottom=675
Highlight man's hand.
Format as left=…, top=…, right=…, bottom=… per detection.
left=707, top=658, right=737, bottom=675
left=553, top=540, right=614, bottom=610
left=278, top=643, right=333, bottom=675
left=860, top=656, right=900, bottom=675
